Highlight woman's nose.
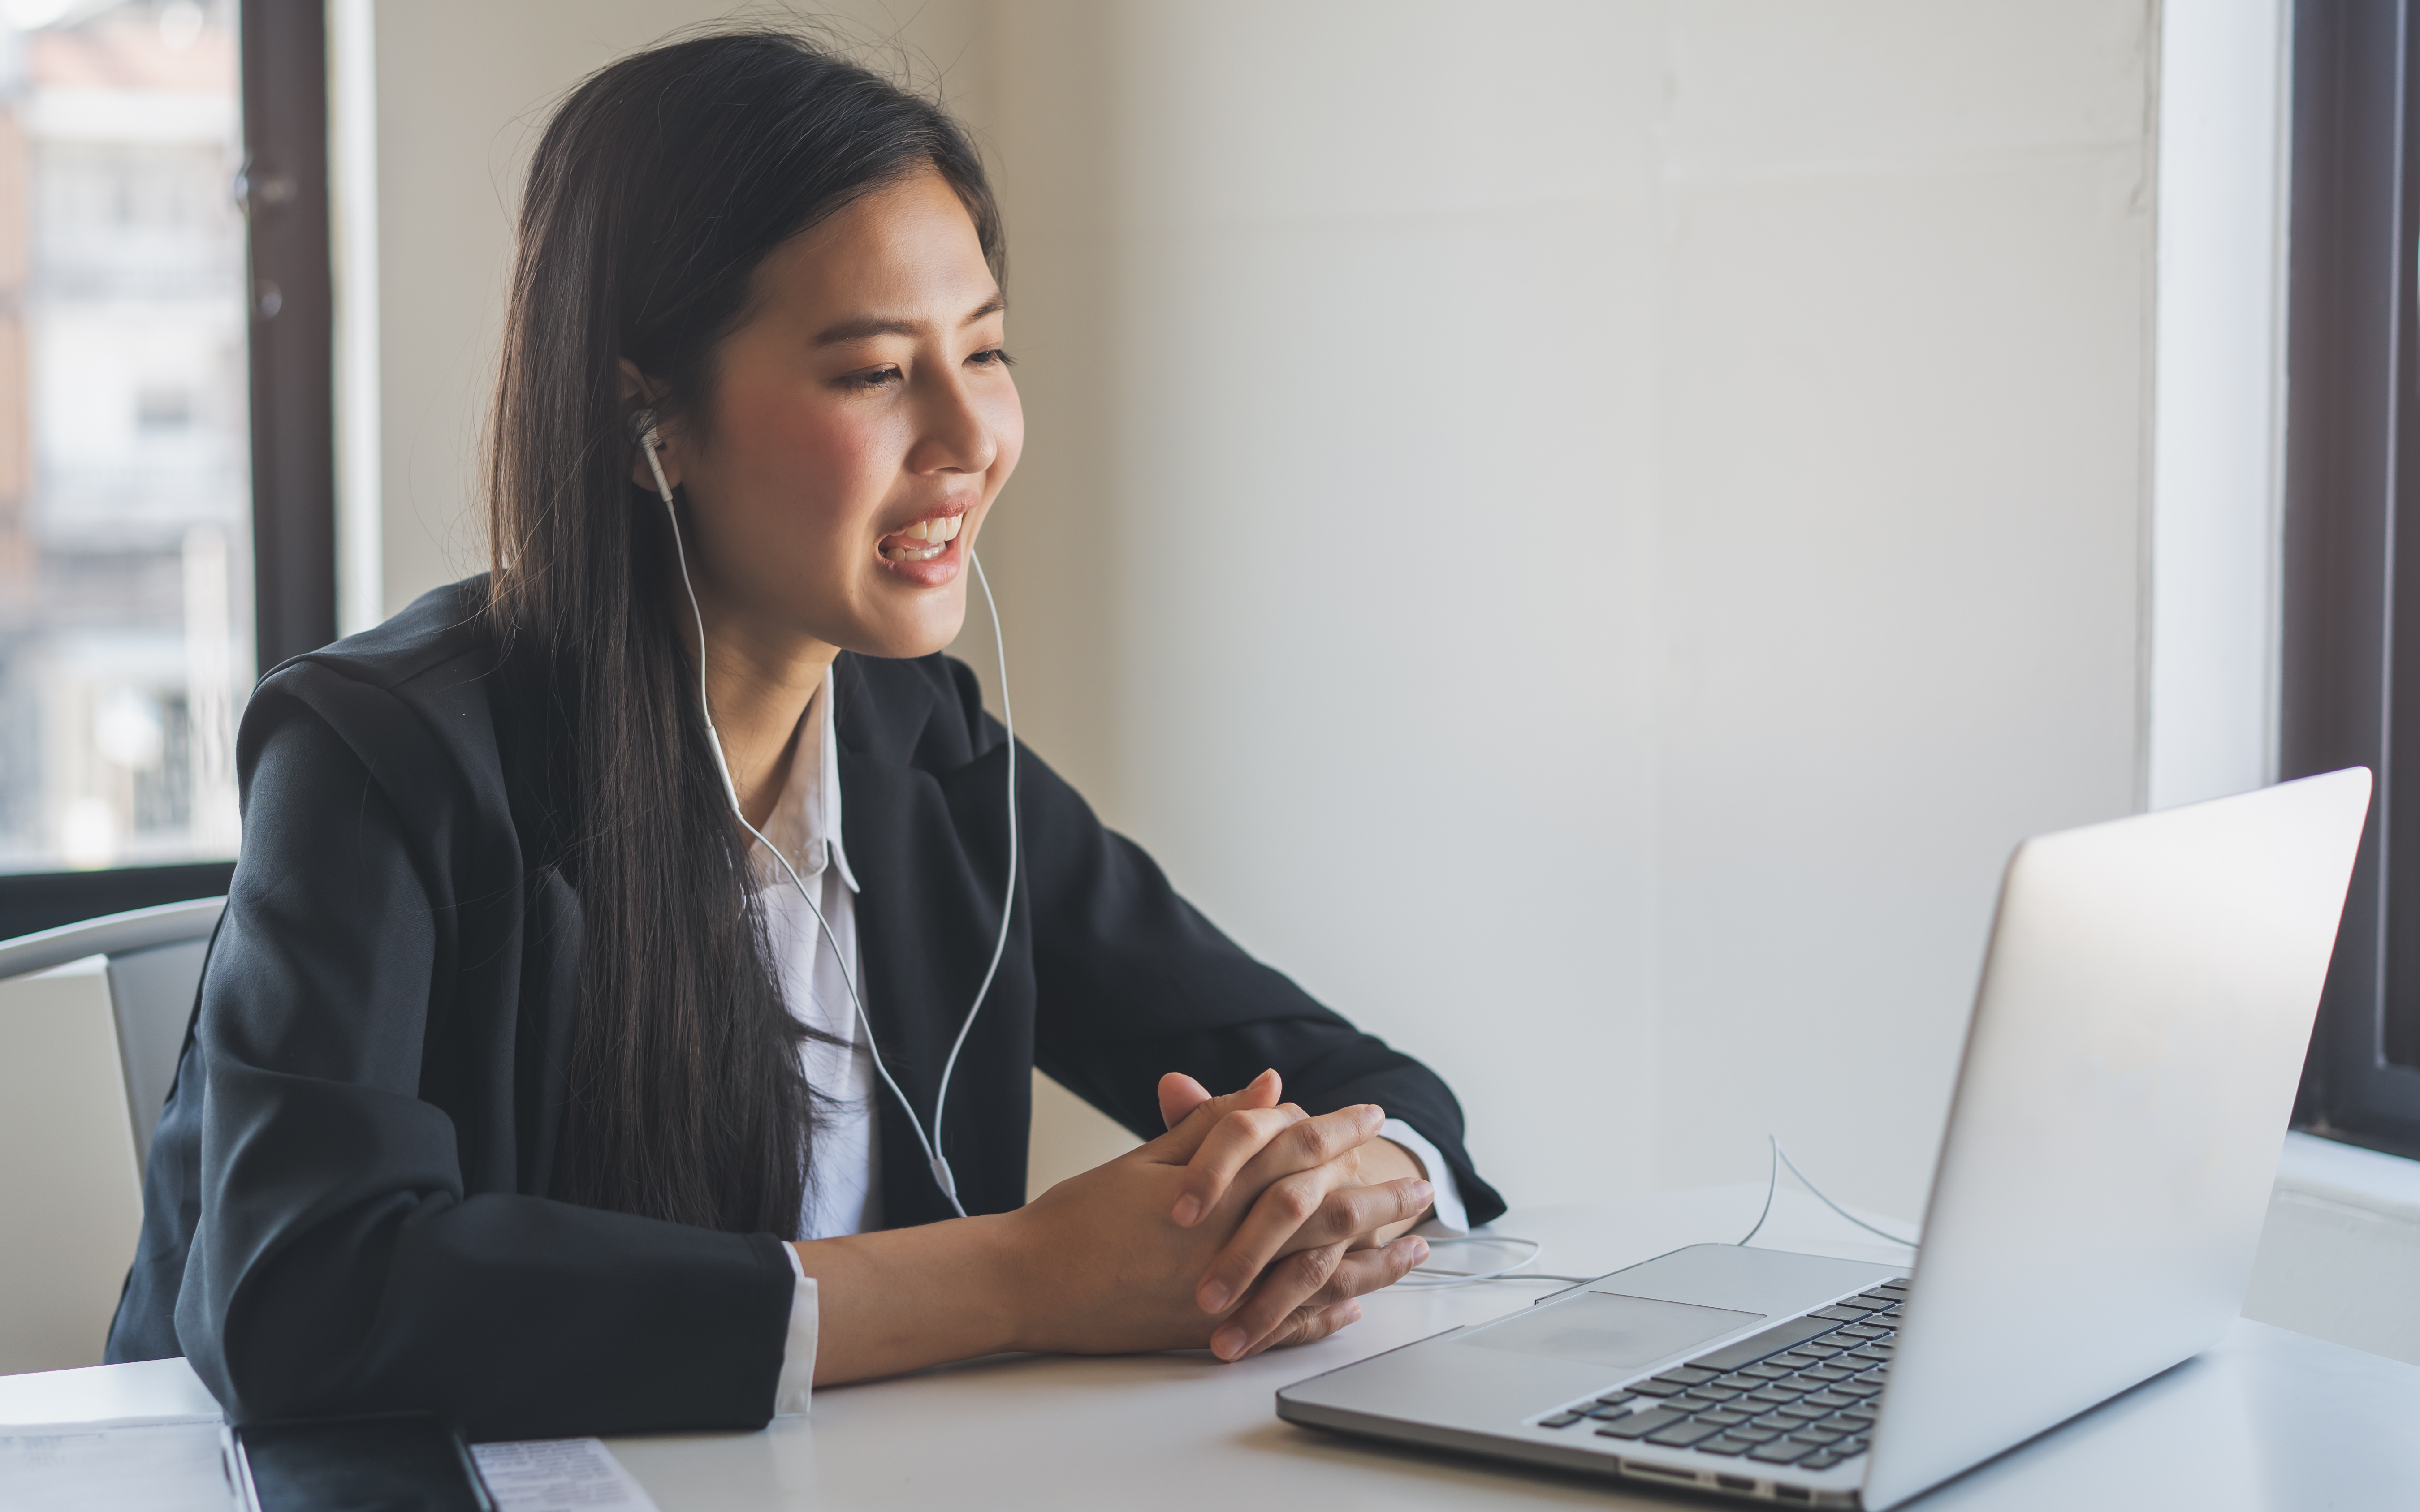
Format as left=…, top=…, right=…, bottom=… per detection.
left=910, top=370, right=999, bottom=476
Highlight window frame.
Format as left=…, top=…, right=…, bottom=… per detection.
left=2282, top=0, right=2420, bottom=1156
left=241, top=0, right=337, bottom=674
left=0, top=0, right=335, bottom=941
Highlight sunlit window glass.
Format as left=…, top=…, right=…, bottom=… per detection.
left=0, top=0, right=248, bottom=874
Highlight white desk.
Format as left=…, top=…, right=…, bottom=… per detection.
left=7, top=1189, right=2416, bottom=1509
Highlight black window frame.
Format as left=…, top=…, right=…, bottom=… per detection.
left=0, top=0, right=334, bottom=940
left=2284, top=0, right=2420, bottom=1156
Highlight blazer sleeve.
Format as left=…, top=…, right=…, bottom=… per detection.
left=982, top=675, right=1505, bottom=1226
left=173, top=682, right=795, bottom=1440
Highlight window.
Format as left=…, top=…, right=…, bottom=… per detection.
left=2282, top=0, right=2420, bottom=1154
left=0, top=0, right=332, bottom=939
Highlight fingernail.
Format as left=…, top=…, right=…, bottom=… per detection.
left=1409, top=1237, right=1430, bottom=1263
left=1361, top=1104, right=1383, bottom=1126
left=1172, top=1195, right=1202, bottom=1227
left=1411, top=1180, right=1434, bottom=1206
left=1347, top=1302, right=1364, bottom=1323
left=1211, top=1326, right=1245, bottom=1359
left=1199, top=1282, right=1231, bottom=1313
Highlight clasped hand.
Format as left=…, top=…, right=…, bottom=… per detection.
left=1008, top=1068, right=1435, bottom=1362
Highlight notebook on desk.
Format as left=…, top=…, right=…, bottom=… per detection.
left=1279, top=770, right=2371, bottom=1510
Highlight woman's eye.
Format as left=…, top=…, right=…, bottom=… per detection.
left=968, top=347, right=1014, bottom=369
left=839, top=366, right=902, bottom=391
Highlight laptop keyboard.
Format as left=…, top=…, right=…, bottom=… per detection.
left=1533, top=1278, right=1909, bottom=1475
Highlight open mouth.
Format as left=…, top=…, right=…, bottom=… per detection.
left=879, top=512, right=964, bottom=564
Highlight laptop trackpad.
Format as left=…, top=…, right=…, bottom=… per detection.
left=1461, top=1292, right=1765, bottom=1371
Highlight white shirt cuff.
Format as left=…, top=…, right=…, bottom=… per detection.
left=774, top=1242, right=818, bottom=1417
left=1379, top=1118, right=1470, bottom=1235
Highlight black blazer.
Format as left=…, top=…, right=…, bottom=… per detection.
left=104, top=578, right=1500, bottom=1440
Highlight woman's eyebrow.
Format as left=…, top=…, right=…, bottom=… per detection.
left=814, top=293, right=1007, bottom=345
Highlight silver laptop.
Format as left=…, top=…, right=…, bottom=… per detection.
left=1278, top=769, right=2371, bottom=1509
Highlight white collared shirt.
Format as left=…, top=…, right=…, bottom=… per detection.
left=760, top=666, right=868, bottom=1416
left=754, top=666, right=882, bottom=1245
left=759, top=665, right=1464, bottom=1414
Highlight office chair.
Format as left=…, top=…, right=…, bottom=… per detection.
left=0, top=897, right=221, bottom=1374
left=0, top=896, right=224, bottom=1168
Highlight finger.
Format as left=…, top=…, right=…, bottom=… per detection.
left=1317, top=1233, right=1431, bottom=1303
left=1169, top=1104, right=1310, bottom=1227
left=1322, top=1177, right=1436, bottom=1248
left=1157, top=1072, right=1213, bottom=1130
left=1196, top=1166, right=1426, bottom=1316
left=1157, top=1066, right=1283, bottom=1135
left=1233, top=1102, right=1388, bottom=1194
left=1247, top=1297, right=1363, bottom=1359
left=1210, top=1241, right=1346, bottom=1360
left=1188, top=1106, right=1410, bottom=1290
left=1198, top=1174, right=1430, bottom=1308
left=1141, top=1068, right=1284, bottom=1165
left=1176, top=1099, right=1381, bottom=1232
left=1212, top=1232, right=1427, bottom=1359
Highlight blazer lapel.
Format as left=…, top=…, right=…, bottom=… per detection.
left=833, top=654, right=1035, bottom=1225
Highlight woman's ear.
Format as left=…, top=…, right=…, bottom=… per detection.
left=618, top=357, right=676, bottom=493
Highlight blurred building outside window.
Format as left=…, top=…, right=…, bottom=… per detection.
left=0, top=0, right=248, bottom=876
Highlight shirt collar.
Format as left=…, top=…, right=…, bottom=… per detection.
left=753, top=662, right=860, bottom=895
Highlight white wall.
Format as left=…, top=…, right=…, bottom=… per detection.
left=980, top=0, right=2156, bottom=1220
left=360, top=3, right=2161, bottom=1223
left=1637, top=0, right=2153, bottom=1215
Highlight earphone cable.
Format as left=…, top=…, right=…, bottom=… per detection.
left=1737, top=1135, right=1781, bottom=1246
left=646, top=432, right=1004, bottom=1219
left=1396, top=1234, right=1547, bottom=1288
left=925, top=550, right=1018, bottom=1193
left=650, top=448, right=941, bottom=1185
left=1737, top=1134, right=1920, bottom=1251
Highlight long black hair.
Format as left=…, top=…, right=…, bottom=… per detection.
left=485, top=30, right=1003, bottom=1235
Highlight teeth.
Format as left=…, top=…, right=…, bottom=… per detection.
left=883, top=514, right=962, bottom=560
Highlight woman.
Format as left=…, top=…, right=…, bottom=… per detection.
left=105, top=31, right=1500, bottom=1439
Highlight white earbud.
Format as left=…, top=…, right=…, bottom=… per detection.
left=632, top=407, right=1017, bottom=1222
left=633, top=410, right=743, bottom=814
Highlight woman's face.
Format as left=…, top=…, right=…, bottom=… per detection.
left=649, top=167, right=1022, bottom=661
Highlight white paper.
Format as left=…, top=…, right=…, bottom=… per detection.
left=0, top=1419, right=238, bottom=1512
left=471, top=1438, right=659, bottom=1512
